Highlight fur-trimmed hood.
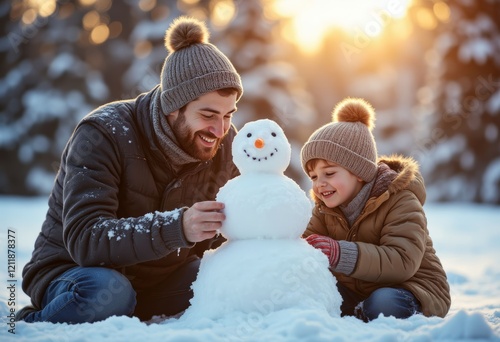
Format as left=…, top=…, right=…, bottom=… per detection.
left=378, top=155, right=426, bottom=205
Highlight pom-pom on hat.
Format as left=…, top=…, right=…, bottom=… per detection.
left=160, top=16, right=243, bottom=115
left=300, top=98, right=378, bottom=182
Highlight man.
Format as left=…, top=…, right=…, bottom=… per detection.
left=17, top=16, right=243, bottom=323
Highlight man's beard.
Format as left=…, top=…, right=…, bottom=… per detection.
left=171, top=114, right=225, bottom=161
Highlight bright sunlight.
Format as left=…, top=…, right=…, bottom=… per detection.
left=270, top=0, right=412, bottom=53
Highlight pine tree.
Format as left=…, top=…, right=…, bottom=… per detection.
left=1, top=2, right=90, bottom=195
left=0, top=1, right=134, bottom=195
left=417, top=0, right=500, bottom=203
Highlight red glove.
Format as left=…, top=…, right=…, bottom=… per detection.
left=305, top=234, right=340, bottom=268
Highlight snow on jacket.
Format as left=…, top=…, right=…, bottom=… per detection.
left=22, top=86, right=238, bottom=308
left=304, top=155, right=451, bottom=318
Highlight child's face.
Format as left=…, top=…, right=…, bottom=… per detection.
left=308, top=160, right=364, bottom=208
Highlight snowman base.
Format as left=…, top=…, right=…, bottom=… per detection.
left=182, top=239, right=341, bottom=320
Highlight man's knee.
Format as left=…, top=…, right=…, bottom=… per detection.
left=75, top=268, right=136, bottom=322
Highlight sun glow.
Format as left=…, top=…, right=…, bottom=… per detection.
left=271, top=0, right=412, bottom=53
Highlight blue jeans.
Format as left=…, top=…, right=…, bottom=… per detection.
left=22, top=258, right=200, bottom=323
left=337, top=283, right=422, bottom=322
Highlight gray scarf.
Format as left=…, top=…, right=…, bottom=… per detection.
left=151, top=97, right=199, bottom=174
left=340, top=177, right=376, bottom=227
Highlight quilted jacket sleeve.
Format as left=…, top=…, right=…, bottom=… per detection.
left=61, top=122, right=191, bottom=267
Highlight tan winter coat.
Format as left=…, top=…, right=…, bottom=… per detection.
left=304, top=155, right=451, bottom=318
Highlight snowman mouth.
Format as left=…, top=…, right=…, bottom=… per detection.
left=243, top=148, right=278, bottom=162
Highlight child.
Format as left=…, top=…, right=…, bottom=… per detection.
left=300, top=98, right=450, bottom=321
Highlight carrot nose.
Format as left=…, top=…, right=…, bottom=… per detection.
left=254, top=138, right=265, bottom=149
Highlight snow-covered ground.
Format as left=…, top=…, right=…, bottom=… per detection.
left=0, top=196, right=499, bottom=341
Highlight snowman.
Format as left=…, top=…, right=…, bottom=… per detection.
left=182, top=119, right=341, bottom=321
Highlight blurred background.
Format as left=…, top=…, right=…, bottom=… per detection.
left=1, top=0, right=499, bottom=204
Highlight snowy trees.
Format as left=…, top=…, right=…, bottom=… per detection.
left=417, top=0, right=500, bottom=203
left=1, top=1, right=315, bottom=194
left=2, top=1, right=499, bottom=203
left=0, top=3, right=93, bottom=194
left=1, top=2, right=118, bottom=194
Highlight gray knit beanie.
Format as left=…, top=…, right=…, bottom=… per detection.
left=160, top=16, right=243, bottom=115
left=301, top=98, right=378, bottom=182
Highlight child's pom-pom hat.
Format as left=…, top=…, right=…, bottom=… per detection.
left=300, top=98, right=378, bottom=182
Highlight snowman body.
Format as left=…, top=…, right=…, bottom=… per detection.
left=183, top=119, right=341, bottom=320
left=217, top=172, right=310, bottom=240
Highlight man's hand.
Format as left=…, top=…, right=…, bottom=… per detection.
left=305, top=234, right=340, bottom=268
left=182, top=201, right=225, bottom=243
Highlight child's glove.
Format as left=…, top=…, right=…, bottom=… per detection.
left=305, top=234, right=340, bottom=268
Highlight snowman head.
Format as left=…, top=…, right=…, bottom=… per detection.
left=233, top=119, right=291, bottom=175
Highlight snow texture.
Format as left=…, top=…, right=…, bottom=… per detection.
left=0, top=197, right=499, bottom=341
left=0, top=120, right=498, bottom=341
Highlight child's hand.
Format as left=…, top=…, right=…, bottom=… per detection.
left=305, top=234, right=340, bottom=268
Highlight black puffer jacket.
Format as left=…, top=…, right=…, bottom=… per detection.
left=22, top=86, right=238, bottom=308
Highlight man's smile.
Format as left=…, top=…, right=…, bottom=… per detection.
left=199, top=133, right=217, bottom=147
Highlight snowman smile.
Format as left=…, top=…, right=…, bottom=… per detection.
left=243, top=148, right=278, bottom=161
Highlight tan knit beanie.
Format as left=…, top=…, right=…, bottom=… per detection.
left=300, top=98, right=378, bottom=182
left=160, top=16, right=243, bottom=115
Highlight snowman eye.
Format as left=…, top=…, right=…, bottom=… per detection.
left=271, top=132, right=277, bottom=137
left=247, top=133, right=252, bottom=138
